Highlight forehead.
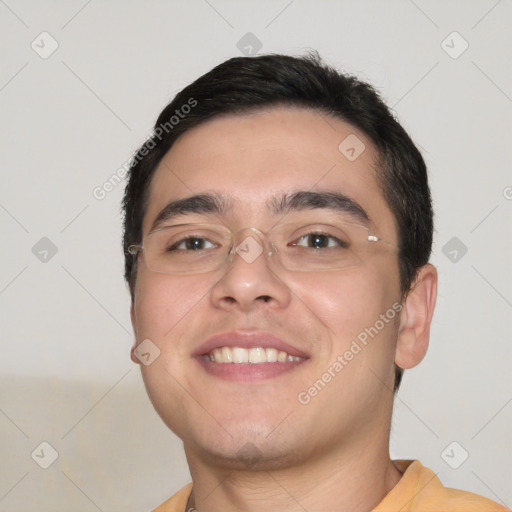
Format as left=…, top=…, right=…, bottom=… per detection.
left=143, top=107, right=396, bottom=239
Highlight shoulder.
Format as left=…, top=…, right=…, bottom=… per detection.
left=375, top=460, right=508, bottom=512
left=435, top=486, right=509, bottom=512
left=151, top=483, right=193, bottom=512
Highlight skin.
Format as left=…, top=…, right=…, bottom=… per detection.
left=130, top=107, right=438, bottom=512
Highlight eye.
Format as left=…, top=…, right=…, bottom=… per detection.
left=169, top=236, right=217, bottom=251
left=293, top=232, right=348, bottom=249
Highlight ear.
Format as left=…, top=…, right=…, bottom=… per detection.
left=395, top=263, right=438, bottom=369
left=130, top=302, right=141, bottom=365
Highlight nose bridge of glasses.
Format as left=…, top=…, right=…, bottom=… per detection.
left=231, top=226, right=276, bottom=265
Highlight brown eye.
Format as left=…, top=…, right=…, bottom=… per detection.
left=169, top=237, right=216, bottom=251
left=293, top=233, right=348, bottom=249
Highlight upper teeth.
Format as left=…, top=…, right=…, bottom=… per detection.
left=206, top=347, right=304, bottom=364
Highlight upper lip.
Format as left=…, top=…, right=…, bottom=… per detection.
left=194, top=331, right=310, bottom=358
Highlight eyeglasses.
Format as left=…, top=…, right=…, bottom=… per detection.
left=128, top=218, right=392, bottom=275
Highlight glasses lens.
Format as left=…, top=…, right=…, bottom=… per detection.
left=272, top=220, right=370, bottom=271
left=144, top=224, right=230, bottom=274
left=142, top=219, right=377, bottom=275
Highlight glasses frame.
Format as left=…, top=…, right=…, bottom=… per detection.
left=127, top=220, right=392, bottom=275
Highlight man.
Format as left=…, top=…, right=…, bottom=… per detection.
left=122, top=53, right=507, bottom=511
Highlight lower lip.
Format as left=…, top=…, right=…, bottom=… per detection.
left=195, top=357, right=306, bottom=381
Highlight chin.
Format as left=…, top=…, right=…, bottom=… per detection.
left=192, top=435, right=304, bottom=471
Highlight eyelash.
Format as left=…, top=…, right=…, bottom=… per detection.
left=168, top=231, right=348, bottom=251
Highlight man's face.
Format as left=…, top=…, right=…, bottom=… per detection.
left=130, top=107, right=403, bottom=468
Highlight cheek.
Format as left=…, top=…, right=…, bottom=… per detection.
left=293, top=263, right=400, bottom=337
left=296, top=267, right=401, bottom=406
left=132, top=269, right=216, bottom=342
left=132, top=270, right=215, bottom=437
left=289, top=257, right=402, bottom=391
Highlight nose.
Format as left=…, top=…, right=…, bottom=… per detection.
left=209, top=228, right=292, bottom=312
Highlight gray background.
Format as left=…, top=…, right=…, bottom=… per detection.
left=1, top=0, right=511, bottom=510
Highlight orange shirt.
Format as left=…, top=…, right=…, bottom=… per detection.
left=151, top=460, right=508, bottom=512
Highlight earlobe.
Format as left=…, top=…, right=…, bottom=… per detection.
left=130, top=343, right=141, bottom=365
left=395, top=263, right=438, bottom=370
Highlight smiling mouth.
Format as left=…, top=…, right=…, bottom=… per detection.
left=203, top=346, right=306, bottom=364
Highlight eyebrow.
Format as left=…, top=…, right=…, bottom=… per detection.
left=149, top=190, right=369, bottom=233
left=150, top=193, right=232, bottom=232
left=270, top=190, right=369, bottom=225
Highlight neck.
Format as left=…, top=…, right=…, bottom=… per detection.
left=184, top=436, right=403, bottom=512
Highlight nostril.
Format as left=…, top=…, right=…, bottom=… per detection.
left=257, top=295, right=272, bottom=303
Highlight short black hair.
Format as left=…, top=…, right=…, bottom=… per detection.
left=121, top=51, right=434, bottom=393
